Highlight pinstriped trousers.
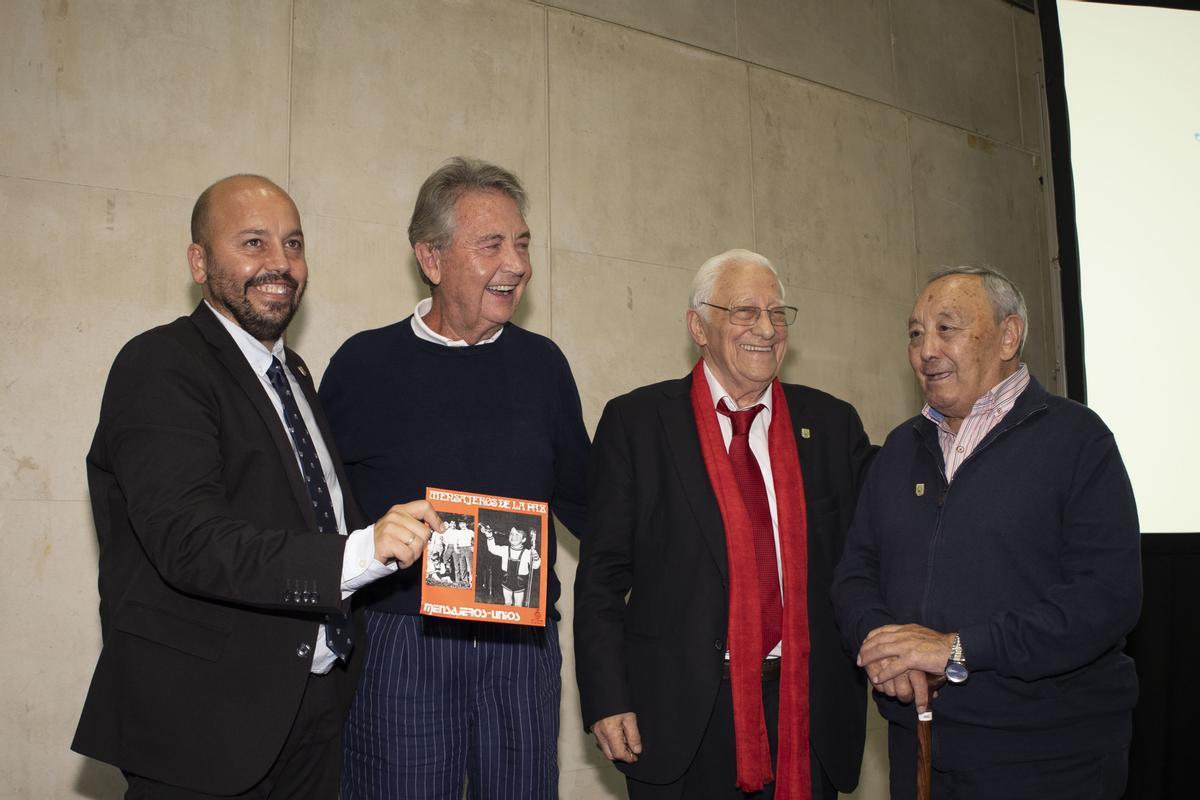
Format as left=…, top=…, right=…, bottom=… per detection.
left=341, top=612, right=561, bottom=800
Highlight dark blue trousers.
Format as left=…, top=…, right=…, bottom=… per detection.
left=887, top=722, right=1129, bottom=800
left=341, top=613, right=560, bottom=800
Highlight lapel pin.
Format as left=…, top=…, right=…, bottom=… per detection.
left=915, top=483, right=925, bottom=497
left=800, top=427, right=811, bottom=439
left=296, top=364, right=308, bottom=377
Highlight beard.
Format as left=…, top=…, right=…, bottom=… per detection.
left=205, top=257, right=304, bottom=344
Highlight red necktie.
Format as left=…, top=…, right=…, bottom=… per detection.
left=717, top=401, right=783, bottom=658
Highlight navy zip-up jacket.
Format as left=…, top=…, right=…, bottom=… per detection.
left=832, top=378, right=1140, bottom=769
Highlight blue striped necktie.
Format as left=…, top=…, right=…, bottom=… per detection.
left=266, top=357, right=352, bottom=660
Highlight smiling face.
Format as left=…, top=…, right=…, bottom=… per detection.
left=508, top=527, right=527, bottom=547
left=687, top=262, right=788, bottom=407
left=415, top=189, right=531, bottom=344
left=187, top=177, right=307, bottom=347
left=907, top=274, right=1023, bottom=432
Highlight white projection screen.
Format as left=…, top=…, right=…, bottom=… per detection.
left=1058, top=0, right=1200, bottom=533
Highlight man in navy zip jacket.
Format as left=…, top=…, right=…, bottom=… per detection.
left=832, top=267, right=1140, bottom=799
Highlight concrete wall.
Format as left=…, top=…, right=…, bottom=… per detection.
left=0, top=1, right=1052, bottom=797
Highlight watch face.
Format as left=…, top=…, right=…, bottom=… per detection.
left=945, top=661, right=969, bottom=684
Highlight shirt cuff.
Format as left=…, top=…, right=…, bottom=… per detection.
left=340, top=525, right=397, bottom=599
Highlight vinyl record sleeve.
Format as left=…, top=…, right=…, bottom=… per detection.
left=419, top=487, right=548, bottom=627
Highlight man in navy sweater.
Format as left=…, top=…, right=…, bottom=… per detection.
left=320, top=157, right=589, bottom=800
left=832, top=267, right=1140, bottom=799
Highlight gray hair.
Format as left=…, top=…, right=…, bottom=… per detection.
left=927, top=265, right=1028, bottom=353
left=408, top=157, right=527, bottom=250
left=690, top=249, right=784, bottom=316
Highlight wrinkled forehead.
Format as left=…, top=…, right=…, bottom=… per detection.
left=714, top=263, right=784, bottom=303
left=912, top=275, right=989, bottom=318
left=453, top=189, right=527, bottom=230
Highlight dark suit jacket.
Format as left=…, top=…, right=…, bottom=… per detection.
left=72, top=304, right=365, bottom=795
left=574, top=374, right=873, bottom=790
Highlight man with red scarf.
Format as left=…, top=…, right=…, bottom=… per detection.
left=574, top=249, right=874, bottom=799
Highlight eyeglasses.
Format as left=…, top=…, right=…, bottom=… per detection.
left=700, top=302, right=798, bottom=327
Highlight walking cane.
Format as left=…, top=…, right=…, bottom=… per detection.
left=916, top=709, right=933, bottom=800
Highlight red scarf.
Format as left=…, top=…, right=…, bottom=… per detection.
left=689, top=359, right=811, bottom=798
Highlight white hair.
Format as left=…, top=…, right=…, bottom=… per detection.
left=690, top=249, right=784, bottom=315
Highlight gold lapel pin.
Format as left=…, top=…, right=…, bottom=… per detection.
left=296, top=364, right=308, bottom=377
left=800, top=427, right=811, bottom=439
left=915, top=483, right=925, bottom=497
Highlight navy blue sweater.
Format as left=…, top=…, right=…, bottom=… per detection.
left=832, top=378, right=1141, bottom=768
left=319, top=318, right=589, bottom=618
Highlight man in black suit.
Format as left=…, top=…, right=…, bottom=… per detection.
left=574, top=249, right=873, bottom=799
left=72, top=174, right=439, bottom=799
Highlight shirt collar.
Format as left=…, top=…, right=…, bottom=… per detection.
left=411, top=297, right=504, bottom=347
left=701, top=360, right=774, bottom=417
left=203, top=300, right=285, bottom=377
left=922, top=363, right=1030, bottom=429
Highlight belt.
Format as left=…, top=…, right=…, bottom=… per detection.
left=722, top=657, right=781, bottom=681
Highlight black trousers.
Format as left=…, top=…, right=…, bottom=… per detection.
left=626, top=673, right=837, bottom=800
left=125, top=671, right=341, bottom=800
left=886, top=722, right=1129, bottom=800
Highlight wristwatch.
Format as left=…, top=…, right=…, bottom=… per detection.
left=944, top=633, right=968, bottom=684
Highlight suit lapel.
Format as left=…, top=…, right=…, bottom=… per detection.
left=783, top=385, right=817, bottom=501
left=658, top=376, right=729, bottom=583
left=188, top=305, right=317, bottom=530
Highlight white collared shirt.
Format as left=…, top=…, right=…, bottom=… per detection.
left=701, top=361, right=784, bottom=658
left=922, top=364, right=1031, bottom=483
left=410, top=297, right=504, bottom=346
left=204, top=302, right=394, bottom=673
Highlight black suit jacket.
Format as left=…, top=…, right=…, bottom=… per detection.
left=574, top=375, right=873, bottom=790
left=72, top=304, right=365, bottom=795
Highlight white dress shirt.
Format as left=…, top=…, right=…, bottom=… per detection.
left=922, top=364, right=1030, bottom=483
left=410, top=297, right=504, bottom=346
left=204, top=302, right=394, bottom=673
left=701, top=361, right=784, bottom=659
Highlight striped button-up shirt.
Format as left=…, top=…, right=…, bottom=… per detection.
left=922, top=364, right=1030, bottom=483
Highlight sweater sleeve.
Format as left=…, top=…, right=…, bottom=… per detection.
left=548, top=342, right=590, bottom=536
left=317, top=338, right=364, bottom=469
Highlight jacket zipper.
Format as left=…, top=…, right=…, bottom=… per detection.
left=917, top=403, right=1047, bottom=622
